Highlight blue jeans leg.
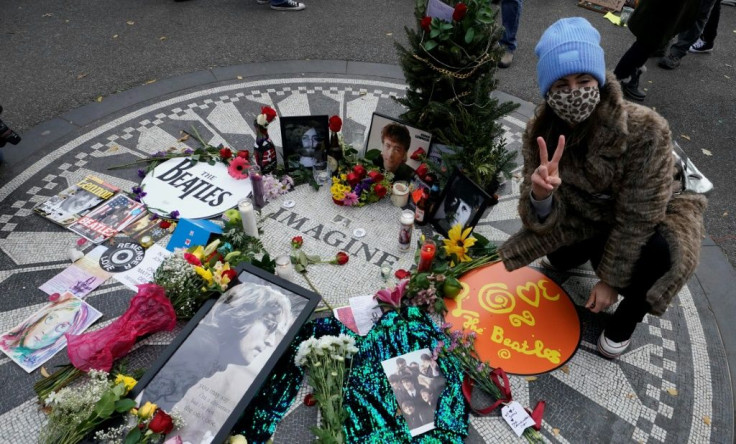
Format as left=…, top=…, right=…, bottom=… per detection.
left=500, top=0, right=523, bottom=52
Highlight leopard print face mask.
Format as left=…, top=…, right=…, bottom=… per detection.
left=545, top=86, right=600, bottom=126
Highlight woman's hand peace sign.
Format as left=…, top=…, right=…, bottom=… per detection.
left=531, top=135, right=566, bottom=200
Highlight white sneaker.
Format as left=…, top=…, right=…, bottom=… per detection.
left=271, top=0, right=305, bottom=10
left=597, top=331, right=631, bottom=359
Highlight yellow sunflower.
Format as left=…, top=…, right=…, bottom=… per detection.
left=443, top=224, right=476, bottom=263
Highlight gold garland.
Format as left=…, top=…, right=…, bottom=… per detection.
left=411, top=52, right=493, bottom=79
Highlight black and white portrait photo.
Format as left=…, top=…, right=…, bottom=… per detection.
left=279, top=115, right=329, bottom=169
left=134, top=266, right=318, bottom=444
left=431, top=170, right=491, bottom=237
left=381, top=349, right=446, bottom=437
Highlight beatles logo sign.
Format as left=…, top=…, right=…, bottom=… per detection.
left=141, top=158, right=253, bottom=219
left=444, top=263, right=580, bottom=375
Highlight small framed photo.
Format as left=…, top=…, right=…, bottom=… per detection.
left=381, top=349, right=446, bottom=437
left=364, top=113, right=432, bottom=182
left=131, top=264, right=320, bottom=444
left=279, top=115, right=329, bottom=170
left=431, top=169, right=492, bottom=237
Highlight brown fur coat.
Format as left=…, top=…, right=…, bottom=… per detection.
left=498, top=73, right=706, bottom=315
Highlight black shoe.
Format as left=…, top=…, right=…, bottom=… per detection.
left=619, top=67, right=646, bottom=101
left=271, top=0, right=305, bottom=10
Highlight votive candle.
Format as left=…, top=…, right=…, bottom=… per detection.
left=417, top=239, right=437, bottom=272
left=249, top=164, right=265, bottom=208
left=275, top=255, right=294, bottom=280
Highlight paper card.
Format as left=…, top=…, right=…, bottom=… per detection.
left=39, top=246, right=111, bottom=298
left=0, top=292, right=102, bottom=373
left=501, top=401, right=536, bottom=437
left=113, top=244, right=172, bottom=291
left=349, top=295, right=383, bottom=336
left=333, top=306, right=359, bottom=334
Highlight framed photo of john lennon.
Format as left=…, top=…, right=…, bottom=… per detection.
left=430, top=169, right=492, bottom=238
left=279, top=115, right=329, bottom=171
left=364, top=113, right=432, bottom=182
left=131, top=263, right=320, bottom=444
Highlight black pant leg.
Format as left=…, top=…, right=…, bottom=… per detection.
left=702, top=0, right=720, bottom=43
left=614, top=40, right=655, bottom=80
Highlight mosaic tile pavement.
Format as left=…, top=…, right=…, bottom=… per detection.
left=0, top=75, right=731, bottom=443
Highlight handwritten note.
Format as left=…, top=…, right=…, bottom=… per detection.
left=501, top=401, right=536, bottom=437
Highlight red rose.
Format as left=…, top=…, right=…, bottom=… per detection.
left=304, top=393, right=317, bottom=407
left=395, top=269, right=411, bottom=279
left=261, top=106, right=277, bottom=123
left=421, top=16, right=432, bottom=32
left=335, top=251, right=349, bottom=265
left=453, top=3, right=467, bottom=21
left=237, top=150, right=250, bottom=159
left=346, top=172, right=360, bottom=186
left=352, top=164, right=367, bottom=179
left=367, top=170, right=384, bottom=183
left=183, top=253, right=202, bottom=266
left=219, top=147, right=233, bottom=159
left=329, top=115, right=343, bottom=133
left=148, top=410, right=174, bottom=435
left=410, top=147, right=426, bottom=161
left=205, top=251, right=223, bottom=265
left=415, top=163, right=429, bottom=179
left=292, top=236, right=304, bottom=249
left=223, top=269, right=238, bottom=281
left=374, top=184, right=387, bottom=198
left=159, top=220, right=172, bottom=229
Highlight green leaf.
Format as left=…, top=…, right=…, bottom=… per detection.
left=429, top=28, right=441, bottom=39
left=94, top=391, right=117, bottom=418
left=440, top=23, right=453, bottom=31
left=124, top=427, right=142, bottom=444
left=424, top=40, right=438, bottom=51
left=307, top=255, right=322, bottom=263
left=115, top=398, right=137, bottom=412
left=465, top=27, right=475, bottom=44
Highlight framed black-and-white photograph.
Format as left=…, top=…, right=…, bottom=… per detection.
left=365, top=113, right=432, bottom=182
left=279, top=115, right=329, bottom=170
left=131, top=264, right=320, bottom=444
left=381, top=349, right=446, bottom=437
left=431, top=169, right=492, bottom=237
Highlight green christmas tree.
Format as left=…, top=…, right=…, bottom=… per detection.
left=395, top=0, right=518, bottom=193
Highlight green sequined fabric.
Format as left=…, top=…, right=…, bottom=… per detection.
left=234, top=307, right=469, bottom=443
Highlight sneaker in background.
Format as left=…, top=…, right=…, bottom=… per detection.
left=271, top=0, right=305, bottom=10
left=597, top=331, right=631, bottom=359
left=658, top=54, right=681, bottom=70
left=689, top=38, right=714, bottom=53
left=498, top=51, right=514, bottom=69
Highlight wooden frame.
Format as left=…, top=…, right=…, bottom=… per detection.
left=131, top=263, right=320, bottom=444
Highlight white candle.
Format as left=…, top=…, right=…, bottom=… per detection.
left=238, top=199, right=259, bottom=238
left=274, top=255, right=294, bottom=280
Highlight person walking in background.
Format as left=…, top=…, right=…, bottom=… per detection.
left=612, top=0, right=699, bottom=101
left=499, top=17, right=706, bottom=359
left=498, top=0, right=523, bottom=68
left=689, top=1, right=721, bottom=54
left=659, top=0, right=720, bottom=68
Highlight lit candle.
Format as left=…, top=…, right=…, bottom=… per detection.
left=249, top=164, right=265, bottom=208
left=140, top=235, right=154, bottom=249
left=274, top=255, right=294, bottom=280
left=417, top=239, right=436, bottom=272
left=238, top=199, right=259, bottom=238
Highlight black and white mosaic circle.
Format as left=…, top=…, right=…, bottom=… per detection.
left=0, top=75, right=730, bottom=443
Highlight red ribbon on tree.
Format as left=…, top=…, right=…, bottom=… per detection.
left=461, top=368, right=545, bottom=431
left=65, top=283, right=177, bottom=372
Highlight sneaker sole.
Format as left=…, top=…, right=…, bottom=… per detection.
left=270, top=4, right=305, bottom=9
left=597, top=335, right=630, bottom=359
left=689, top=48, right=713, bottom=54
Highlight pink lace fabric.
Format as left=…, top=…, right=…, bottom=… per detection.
left=66, top=283, right=177, bottom=372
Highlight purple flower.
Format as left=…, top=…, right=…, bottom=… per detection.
left=184, top=148, right=194, bottom=155
left=138, top=191, right=147, bottom=199
left=137, top=169, right=146, bottom=178
left=153, top=151, right=166, bottom=158
left=132, top=186, right=143, bottom=195
left=149, top=213, right=159, bottom=221
left=169, top=210, right=180, bottom=219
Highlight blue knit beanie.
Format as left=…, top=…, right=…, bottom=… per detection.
left=535, top=17, right=606, bottom=97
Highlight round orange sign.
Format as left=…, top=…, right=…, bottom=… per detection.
left=444, top=262, right=580, bottom=375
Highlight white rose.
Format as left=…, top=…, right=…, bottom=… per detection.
left=256, top=114, right=268, bottom=126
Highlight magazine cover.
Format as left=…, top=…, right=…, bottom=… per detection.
left=33, top=175, right=119, bottom=227
left=68, top=194, right=146, bottom=244
left=0, top=292, right=102, bottom=373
